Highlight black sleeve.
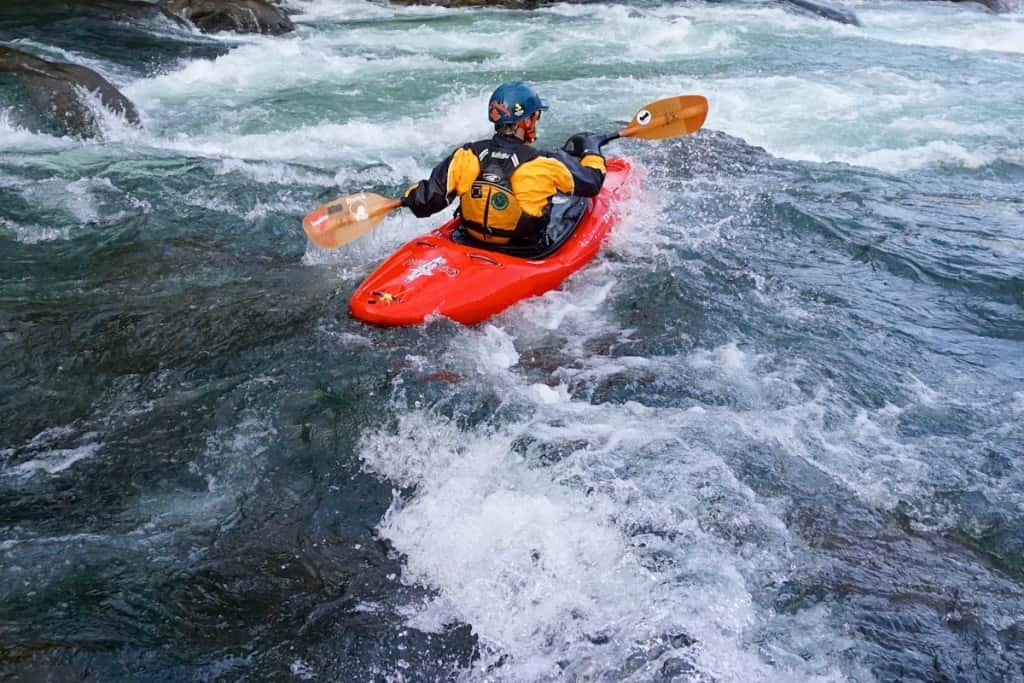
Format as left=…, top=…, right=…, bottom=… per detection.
left=400, top=148, right=460, bottom=218
left=548, top=150, right=605, bottom=198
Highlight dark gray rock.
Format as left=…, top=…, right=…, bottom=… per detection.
left=0, top=44, right=140, bottom=138
left=660, top=657, right=697, bottom=680
left=158, top=0, right=295, bottom=34
left=0, top=0, right=190, bottom=28
left=0, top=1, right=222, bottom=71
left=780, top=0, right=861, bottom=26
left=70, top=0, right=191, bottom=25
left=950, top=0, right=1010, bottom=12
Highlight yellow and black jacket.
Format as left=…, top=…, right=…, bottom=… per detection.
left=401, top=133, right=606, bottom=247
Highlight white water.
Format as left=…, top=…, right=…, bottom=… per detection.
left=2, top=0, right=1021, bottom=178
left=3, top=1, right=1023, bottom=680
left=361, top=308, right=860, bottom=680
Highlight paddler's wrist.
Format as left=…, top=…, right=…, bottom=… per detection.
left=400, top=182, right=418, bottom=209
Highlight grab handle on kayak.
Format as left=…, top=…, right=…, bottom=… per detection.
left=467, top=253, right=500, bottom=265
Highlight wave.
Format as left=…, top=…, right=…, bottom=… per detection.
left=359, top=325, right=853, bottom=681
left=859, top=4, right=1024, bottom=55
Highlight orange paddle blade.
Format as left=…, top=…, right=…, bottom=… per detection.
left=302, top=193, right=402, bottom=249
left=619, top=94, right=708, bottom=140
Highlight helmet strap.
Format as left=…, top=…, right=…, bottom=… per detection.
left=517, top=112, right=539, bottom=144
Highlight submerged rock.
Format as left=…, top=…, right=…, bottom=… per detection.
left=158, top=0, right=295, bottom=34
left=0, top=45, right=140, bottom=137
left=780, top=0, right=861, bottom=25
left=949, top=0, right=1010, bottom=12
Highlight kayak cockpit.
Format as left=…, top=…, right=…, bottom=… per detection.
left=449, top=194, right=591, bottom=261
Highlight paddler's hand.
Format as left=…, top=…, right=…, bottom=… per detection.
left=399, top=182, right=418, bottom=210
left=562, top=132, right=605, bottom=159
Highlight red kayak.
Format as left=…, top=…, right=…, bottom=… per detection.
left=350, top=157, right=633, bottom=326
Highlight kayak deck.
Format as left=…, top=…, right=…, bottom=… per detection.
left=349, top=157, right=633, bottom=326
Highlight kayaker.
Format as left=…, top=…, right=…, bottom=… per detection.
left=399, top=82, right=608, bottom=253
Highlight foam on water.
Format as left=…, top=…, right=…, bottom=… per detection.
left=290, top=0, right=446, bottom=22
left=1, top=427, right=101, bottom=478
left=0, top=112, right=72, bottom=153
left=6, top=0, right=1013, bottom=200
left=860, top=5, right=1024, bottom=55
left=697, top=69, right=1021, bottom=172
left=5, top=0, right=1021, bottom=180
left=112, top=78, right=489, bottom=175
left=125, top=40, right=415, bottom=101
left=4, top=443, right=101, bottom=477
left=1, top=173, right=153, bottom=242
left=353, top=126, right=1022, bottom=674
left=360, top=324, right=857, bottom=680
left=0, top=217, right=68, bottom=243
left=214, top=158, right=335, bottom=187
left=538, top=4, right=737, bottom=59
left=840, top=139, right=1015, bottom=173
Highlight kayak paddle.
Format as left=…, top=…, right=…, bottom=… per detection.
left=303, top=193, right=402, bottom=250
left=604, top=94, right=708, bottom=143
left=302, top=94, right=709, bottom=250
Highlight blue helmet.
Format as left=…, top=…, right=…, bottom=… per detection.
left=488, top=82, right=548, bottom=125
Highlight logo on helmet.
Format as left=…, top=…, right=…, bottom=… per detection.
left=490, top=192, right=510, bottom=211
left=513, top=103, right=524, bottom=117
left=489, top=101, right=511, bottom=122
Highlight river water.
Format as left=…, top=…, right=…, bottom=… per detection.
left=1, top=1, right=1022, bottom=680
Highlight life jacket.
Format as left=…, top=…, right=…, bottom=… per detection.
left=459, top=139, right=547, bottom=246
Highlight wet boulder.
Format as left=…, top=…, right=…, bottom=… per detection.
left=62, top=0, right=191, bottom=25
left=1, top=0, right=190, bottom=26
left=0, top=45, right=140, bottom=138
left=0, top=2, right=215, bottom=69
left=158, top=0, right=295, bottom=34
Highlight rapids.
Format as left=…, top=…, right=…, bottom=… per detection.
left=1, top=1, right=1022, bottom=680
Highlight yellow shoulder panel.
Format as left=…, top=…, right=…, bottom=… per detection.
left=509, top=156, right=574, bottom=217
left=447, top=147, right=480, bottom=197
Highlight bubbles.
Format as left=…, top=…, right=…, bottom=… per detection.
left=840, top=139, right=1016, bottom=173
left=6, top=444, right=100, bottom=477
left=472, top=325, right=521, bottom=373
left=359, top=339, right=856, bottom=681
left=0, top=110, right=73, bottom=153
